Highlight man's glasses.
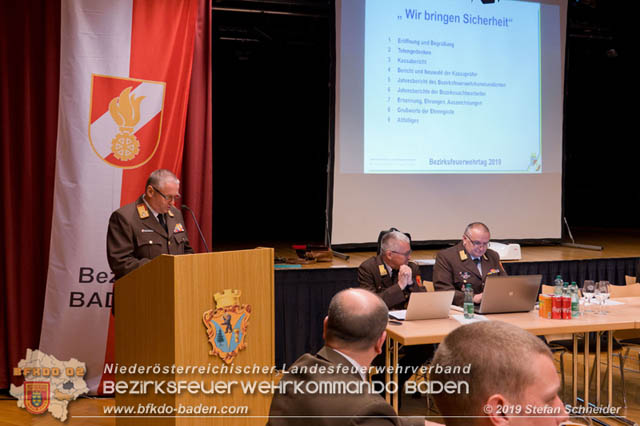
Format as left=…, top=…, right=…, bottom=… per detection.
left=391, top=250, right=412, bottom=258
left=464, top=234, right=489, bottom=248
left=151, top=186, right=181, bottom=202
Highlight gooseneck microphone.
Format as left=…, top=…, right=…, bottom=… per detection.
left=180, top=204, right=210, bottom=253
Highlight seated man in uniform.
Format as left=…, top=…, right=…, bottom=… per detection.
left=107, top=169, right=193, bottom=280
left=268, top=288, right=430, bottom=426
left=430, top=321, right=568, bottom=426
left=358, top=230, right=431, bottom=393
left=433, top=222, right=506, bottom=306
left=358, top=230, right=426, bottom=310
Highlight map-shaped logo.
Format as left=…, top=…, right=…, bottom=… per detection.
left=10, top=349, right=90, bottom=422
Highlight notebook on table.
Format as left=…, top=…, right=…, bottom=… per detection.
left=389, top=290, right=454, bottom=320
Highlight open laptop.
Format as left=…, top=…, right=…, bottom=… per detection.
left=390, top=291, right=454, bottom=320
left=475, top=275, right=542, bottom=314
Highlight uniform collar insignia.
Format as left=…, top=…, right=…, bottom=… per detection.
left=378, top=264, right=388, bottom=277
left=136, top=203, right=150, bottom=219
left=459, top=250, right=468, bottom=261
left=167, top=209, right=174, bottom=218
left=483, top=254, right=488, bottom=260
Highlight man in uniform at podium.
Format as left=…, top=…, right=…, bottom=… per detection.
left=433, top=222, right=506, bottom=306
left=107, top=169, right=193, bottom=280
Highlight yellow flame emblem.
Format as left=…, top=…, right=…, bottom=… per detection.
left=108, top=87, right=145, bottom=161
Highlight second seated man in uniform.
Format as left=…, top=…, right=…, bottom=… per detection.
left=107, top=169, right=194, bottom=280
left=433, top=222, right=506, bottom=306
left=358, top=230, right=426, bottom=310
left=358, top=230, right=431, bottom=393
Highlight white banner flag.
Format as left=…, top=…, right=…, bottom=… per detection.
left=40, top=0, right=197, bottom=392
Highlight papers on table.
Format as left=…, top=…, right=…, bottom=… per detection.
left=389, top=310, right=406, bottom=320
left=452, top=314, right=488, bottom=325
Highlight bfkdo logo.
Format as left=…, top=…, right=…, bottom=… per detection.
left=88, top=74, right=166, bottom=169
left=10, top=349, right=89, bottom=422
left=24, top=382, right=50, bottom=415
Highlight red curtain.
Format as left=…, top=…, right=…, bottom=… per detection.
left=0, top=0, right=211, bottom=389
left=0, top=0, right=61, bottom=388
left=183, top=0, right=213, bottom=252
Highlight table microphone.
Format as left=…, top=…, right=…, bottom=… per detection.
left=180, top=204, right=210, bottom=253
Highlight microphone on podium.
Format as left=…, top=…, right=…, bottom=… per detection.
left=180, top=204, right=210, bottom=253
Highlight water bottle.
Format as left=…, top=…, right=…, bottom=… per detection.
left=552, top=275, right=563, bottom=319
left=463, top=283, right=474, bottom=319
left=570, top=281, right=580, bottom=318
left=561, top=282, right=571, bottom=319
left=554, top=275, right=564, bottom=289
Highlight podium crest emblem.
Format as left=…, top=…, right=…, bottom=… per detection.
left=203, top=289, right=251, bottom=364
left=24, top=381, right=50, bottom=415
left=88, top=74, right=166, bottom=169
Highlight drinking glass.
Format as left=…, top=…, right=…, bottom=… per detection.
left=595, top=281, right=610, bottom=315
left=582, top=280, right=595, bottom=313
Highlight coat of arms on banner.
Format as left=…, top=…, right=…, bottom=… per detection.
left=203, top=289, right=251, bottom=364
left=24, top=382, right=50, bottom=415
left=88, top=74, right=166, bottom=169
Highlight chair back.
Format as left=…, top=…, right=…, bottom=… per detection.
left=424, top=280, right=435, bottom=292
left=610, top=283, right=640, bottom=298
left=541, top=284, right=555, bottom=295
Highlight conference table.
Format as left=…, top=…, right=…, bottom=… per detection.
left=384, top=296, right=640, bottom=412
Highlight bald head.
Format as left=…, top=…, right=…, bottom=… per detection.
left=325, top=289, right=389, bottom=351
left=464, top=222, right=490, bottom=235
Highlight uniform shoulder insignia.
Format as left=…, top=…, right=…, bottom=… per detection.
left=459, top=250, right=468, bottom=261
left=378, top=264, right=388, bottom=277
left=167, top=209, right=174, bottom=218
left=136, top=203, right=149, bottom=219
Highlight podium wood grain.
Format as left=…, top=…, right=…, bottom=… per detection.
left=115, top=248, right=274, bottom=425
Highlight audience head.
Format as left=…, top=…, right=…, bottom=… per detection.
left=324, top=288, right=388, bottom=355
left=431, top=321, right=567, bottom=426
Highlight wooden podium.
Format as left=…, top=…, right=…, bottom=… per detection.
left=115, top=248, right=274, bottom=425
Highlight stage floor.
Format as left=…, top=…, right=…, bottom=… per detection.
left=272, top=227, right=640, bottom=270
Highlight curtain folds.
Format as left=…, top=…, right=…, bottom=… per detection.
left=0, top=0, right=211, bottom=389
left=0, top=0, right=61, bottom=388
left=183, top=0, right=213, bottom=253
